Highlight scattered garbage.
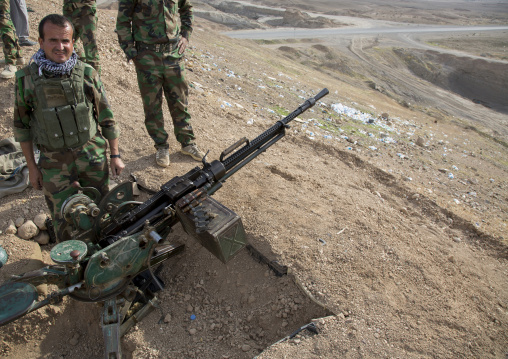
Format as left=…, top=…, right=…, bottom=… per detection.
left=0, top=246, right=7, bottom=268
left=331, top=103, right=375, bottom=124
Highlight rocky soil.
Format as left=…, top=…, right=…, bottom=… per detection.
left=0, top=1, right=507, bottom=359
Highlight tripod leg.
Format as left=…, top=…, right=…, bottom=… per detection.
left=102, top=297, right=122, bottom=359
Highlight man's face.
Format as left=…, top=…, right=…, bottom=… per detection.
left=38, top=22, right=74, bottom=63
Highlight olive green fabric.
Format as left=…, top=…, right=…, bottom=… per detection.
left=17, top=61, right=97, bottom=151
left=0, top=137, right=37, bottom=199
left=13, top=60, right=118, bottom=143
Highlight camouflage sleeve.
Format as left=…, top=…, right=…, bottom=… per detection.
left=13, top=74, right=33, bottom=143
left=84, top=66, right=120, bottom=140
left=178, top=0, right=193, bottom=40
left=116, top=0, right=138, bottom=60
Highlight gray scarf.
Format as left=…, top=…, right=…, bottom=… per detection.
left=31, top=49, right=78, bottom=76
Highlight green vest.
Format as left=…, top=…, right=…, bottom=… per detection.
left=20, top=61, right=97, bottom=151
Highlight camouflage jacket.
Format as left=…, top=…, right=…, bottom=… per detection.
left=13, top=61, right=119, bottom=144
left=116, top=0, right=193, bottom=60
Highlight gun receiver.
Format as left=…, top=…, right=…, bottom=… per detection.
left=0, top=88, right=329, bottom=358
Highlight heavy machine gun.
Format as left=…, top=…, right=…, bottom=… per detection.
left=0, top=88, right=329, bottom=358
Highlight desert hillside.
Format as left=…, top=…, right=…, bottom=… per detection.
left=0, top=1, right=507, bottom=358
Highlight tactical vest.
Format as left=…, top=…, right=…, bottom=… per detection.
left=21, top=61, right=97, bottom=151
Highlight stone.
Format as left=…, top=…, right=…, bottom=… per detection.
left=47, top=305, right=61, bottom=316
left=5, top=220, right=17, bottom=234
left=33, top=213, right=48, bottom=230
left=69, top=333, right=79, bottom=346
left=33, top=231, right=50, bottom=245
left=189, top=328, right=197, bottom=335
left=416, top=137, right=426, bottom=147
left=241, top=344, right=251, bottom=352
left=17, top=220, right=39, bottom=240
left=14, top=217, right=25, bottom=227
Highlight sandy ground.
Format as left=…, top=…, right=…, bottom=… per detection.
left=0, top=1, right=507, bottom=358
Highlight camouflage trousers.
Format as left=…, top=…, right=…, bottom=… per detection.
left=39, top=134, right=109, bottom=242
left=63, top=1, right=100, bottom=73
left=0, top=0, right=21, bottom=65
left=134, top=51, right=195, bottom=149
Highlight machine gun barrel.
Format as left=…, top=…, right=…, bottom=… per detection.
left=208, top=88, right=329, bottom=194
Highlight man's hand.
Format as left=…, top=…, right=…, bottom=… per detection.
left=29, top=167, right=43, bottom=190
left=110, top=157, right=125, bottom=178
left=178, top=37, right=189, bottom=55
left=20, top=141, right=43, bottom=190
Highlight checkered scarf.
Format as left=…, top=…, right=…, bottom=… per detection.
left=31, top=49, right=78, bottom=76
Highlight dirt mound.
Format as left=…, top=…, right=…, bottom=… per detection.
left=280, top=8, right=340, bottom=28
left=196, top=1, right=345, bottom=29
left=394, top=48, right=508, bottom=114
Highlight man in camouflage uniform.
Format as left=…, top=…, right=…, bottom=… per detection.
left=0, top=0, right=23, bottom=79
left=63, top=0, right=100, bottom=73
left=13, top=14, right=125, bottom=241
left=116, top=0, right=204, bottom=168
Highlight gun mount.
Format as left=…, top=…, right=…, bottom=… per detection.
left=0, top=88, right=329, bottom=358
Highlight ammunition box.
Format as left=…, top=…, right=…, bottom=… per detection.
left=176, top=196, right=246, bottom=263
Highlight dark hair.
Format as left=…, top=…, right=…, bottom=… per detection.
left=38, top=14, right=75, bottom=40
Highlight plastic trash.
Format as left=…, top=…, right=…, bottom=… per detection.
left=0, top=246, right=7, bottom=268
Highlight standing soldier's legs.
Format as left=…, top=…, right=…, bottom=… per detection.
left=0, top=0, right=21, bottom=66
left=162, top=57, right=195, bottom=146
left=62, top=2, right=84, bottom=60
left=79, top=6, right=100, bottom=73
left=135, top=55, right=169, bottom=149
left=63, top=2, right=100, bottom=73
